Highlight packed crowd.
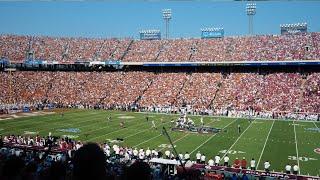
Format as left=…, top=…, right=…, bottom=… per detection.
left=123, top=40, right=163, bottom=62
left=192, top=34, right=319, bottom=61
left=0, top=35, right=132, bottom=63
left=0, top=71, right=319, bottom=119
left=175, top=73, right=223, bottom=109
left=0, top=134, right=306, bottom=180
left=138, top=73, right=188, bottom=107
left=1, top=33, right=320, bottom=63
left=213, top=73, right=304, bottom=113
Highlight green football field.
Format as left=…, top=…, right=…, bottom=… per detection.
left=0, top=109, right=319, bottom=176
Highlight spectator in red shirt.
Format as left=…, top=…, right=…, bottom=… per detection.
left=233, top=157, right=240, bottom=168
left=241, top=157, right=247, bottom=169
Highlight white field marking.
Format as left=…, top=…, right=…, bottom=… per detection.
left=115, top=114, right=126, bottom=116
left=252, top=121, right=264, bottom=124
left=37, top=114, right=125, bottom=134
left=86, top=125, right=138, bottom=141
left=1, top=110, right=83, bottom=127
left=156, top=117, right=220, bottom=151
left=1, top=111, right=98, bottom=133
left=0, top=111, right=56, bottom=121
left=123, top=121, right=171, bottom=139
left=313, top=121, right=319, bottom=129
left=221, top=120, right=255, bottom=159
left=118, top=116, right=135, bottom=119
left=140, top=116, right=219, bottom=152
left=0, top=112, right=98, bottom=135
left=61, top=115, right=139, bottom=136
left=257, top=120, right=275, bottom=168
left=293, top=120, right=301, bottom=174
left=87, top=121, right=170, bottom=141
left=132, top=134, right=162, bottom=148
left=190, top=119, right=237, bottom=155
left=159, top=133, right=189, bottom=151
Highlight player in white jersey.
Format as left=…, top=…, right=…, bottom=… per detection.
left=146, top=148, right=151, bottom=160
left=285, top=163, right=292, bottom=174
left=133, top=148, right=138, bottom=159
left=178, top=153, right=184, bottom=161
left=184, top=152, right=190, bottom=161
left=208, top=158, right=214, bottom=166
left=196, top=151, right=201, bottom=163
left=214, top=154, right=221, bottom=166
left=264, top=160, right=270, bottom=173
left=165, top=150, right=171, bottom=159
left=293, top=164, right=299, bottom=175
left=200, top=154, right=206, bottom=164
left=250, top=158, right=256, bottom=170
left=224, top=155, right=230, bottom=166
left=139, top=150, right=145, bottom=160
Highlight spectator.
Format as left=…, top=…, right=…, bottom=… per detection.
left=285, top=163, right=292, bottom=174
left=224, top=154, right=229, bottom=167
left=125, top=161, right=151, bottom=180
left=293, top=164, right=299, bottom=175
left=73, top=143, right=107, bottom=180
left=250, top=158, right=256, bottom=170
left=241, top=157, right=247, bottom=169
left=233, top=157, right=240, bottom=168
left=264, top=160, right=271, bottom=173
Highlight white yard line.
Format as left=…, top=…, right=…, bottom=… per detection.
left=313, top=121, right=319, bottom=129
left=88, top=121, right=170, bottom=141
left=123, top=121, right=170, bottom=139
left=70, top=116, right=138, bottom=136
left=159, top=133, right=190, bottom=151
left=133, top=134, right=162, bottom=148
left=156, top=119, right=218, bottom=151
left=190, top=119, right=237, bottom=155
left=221, top=120, right=254, bottom=159
left=257, top=120, right=275, bottom=168
left=293, top=120, right=301, bottom=174
left=2, top=110, right=87, bottom=128
left=0, top=113, right=103, bottom=135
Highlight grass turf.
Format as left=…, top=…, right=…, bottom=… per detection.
left=0, top=109, right=319, bottom=176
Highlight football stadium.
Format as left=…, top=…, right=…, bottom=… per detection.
left=0, top=1, right=320, bottom=180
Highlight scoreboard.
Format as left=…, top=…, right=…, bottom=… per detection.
left=201, top=28, right=224, bottom=39
left=139, top=30, right=161, bottom=40
left=280, top=23, right=307, bottom=35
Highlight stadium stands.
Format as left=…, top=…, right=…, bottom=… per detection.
left=1, top=33, right=320, bottom=62
left=0, top=71, right=319, bottom=119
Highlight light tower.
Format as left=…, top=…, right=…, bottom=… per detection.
left=162, top=9, right=172, bottom=39
left=246, top=3, right=256, bottom=35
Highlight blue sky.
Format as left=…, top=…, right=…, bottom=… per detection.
left=0, top=1, right=319, bottom=39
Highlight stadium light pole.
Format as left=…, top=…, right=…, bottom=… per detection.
left=246, top=3, right=256, bottom=35
left=162, top=9, right=172, bottom=39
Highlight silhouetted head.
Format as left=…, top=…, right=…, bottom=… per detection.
left=125, top=160, right=151, bottom=180
left=73, top=143, right=107, bottom=180
left=2, top=156, right=25, bottom=179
